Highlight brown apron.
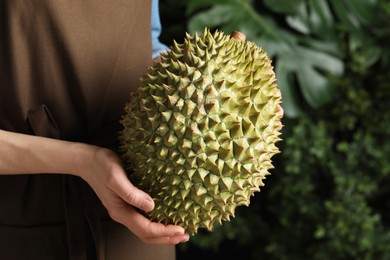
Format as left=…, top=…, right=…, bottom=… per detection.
left=0, top=0, right=174, bottom=259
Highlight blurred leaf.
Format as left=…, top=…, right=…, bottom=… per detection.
left=275, top=60, right=303, bottom=118
left=343, top=0, right=378, bottom=25
left=349, top=33, right=382, bottom=71
left=186, top=0, right=237, bottom=15
left=296, top=55, right=335, bottom=108
left=266, top=0, right=334, bottom=37
left=306, top=0, right=334, bottom=36
left=188, top=4, right=238, bottom=32
left=287, top=0, right=334, bottom=37
left=269, top=34, right=343, bottom=115
left=264, top=0, right=304, bottom=14
left=329, top=0, right=362, bottom=31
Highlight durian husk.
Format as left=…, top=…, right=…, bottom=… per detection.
left=119, top=28, right=283, bottom=235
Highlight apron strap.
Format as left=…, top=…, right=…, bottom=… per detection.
left=27, top=104, right=106, bottom=260
left=62, top=175, right=88, bottom=260
left=27, top=105, right=61, bottom=139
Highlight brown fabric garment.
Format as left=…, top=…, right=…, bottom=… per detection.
left=0, top=0, right=175, bottom=259
left=104, top=220, right=175, bottom=260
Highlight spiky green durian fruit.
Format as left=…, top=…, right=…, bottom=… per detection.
left=119, top=28, right=283, bottom=235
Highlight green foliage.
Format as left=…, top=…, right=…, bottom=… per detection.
left=269, top=67, right=390, bottom=259
left=159, top=0, right=390, bottom=259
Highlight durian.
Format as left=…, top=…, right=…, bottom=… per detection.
left=119, top=28, right=283, bottom=235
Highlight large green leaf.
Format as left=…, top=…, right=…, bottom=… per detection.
left=341, top=0, right=378, bottom=25
left=260, top=31, right=343, bottom=117
left=188, top=4, right=239, bottom=33
left=266, top=0, right=334, bottom=37
left=263, top=0, right=304, bottom=14
left=185, top=0, right=238, bottom=15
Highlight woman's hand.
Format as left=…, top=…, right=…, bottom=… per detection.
left=77, top=147, right=190, bottom=244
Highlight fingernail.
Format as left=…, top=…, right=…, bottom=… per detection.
left=181, top=234, right=190, bottom=242
left=174, top=228, right=185, bottom=235
left=143, top=198, right=154, bottom=212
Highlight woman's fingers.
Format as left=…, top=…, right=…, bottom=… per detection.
left=82, top=147, right=190, bottom=244
left=112, top=204, right=189, bottom=244
left=142, top=233, right=190, bottom=244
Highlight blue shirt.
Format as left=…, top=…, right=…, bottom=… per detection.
left=151, top=0, right=168, bottom=59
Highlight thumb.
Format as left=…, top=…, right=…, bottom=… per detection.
left=114, top=173, right=155, bottom=212
left=127, top=182, right=155, bottom=212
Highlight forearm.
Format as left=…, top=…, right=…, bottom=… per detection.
left=0, top=129, right=95, bottom=176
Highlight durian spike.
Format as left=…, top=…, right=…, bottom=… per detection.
left=230, top=31, right=246, bottom=42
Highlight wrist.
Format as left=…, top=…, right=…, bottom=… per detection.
left=71, top=142, right=100, bottom=179
left=73, top=144, right=121, bottom=184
